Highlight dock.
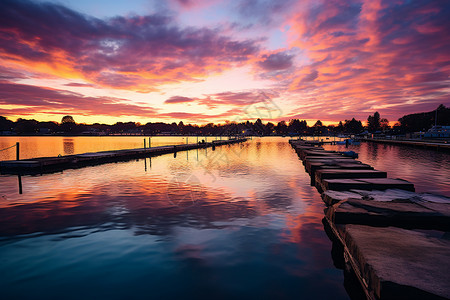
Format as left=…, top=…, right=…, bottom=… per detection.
left=289, top=139, right=450, bottom=300
left=362, top=138, right=450, bottom=150
left=0, top=138, right=247, bottom=174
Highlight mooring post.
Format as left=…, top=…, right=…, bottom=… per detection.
left=18, top=175, right=23, bottom=194
left=16, top=142, right=20, bottom=160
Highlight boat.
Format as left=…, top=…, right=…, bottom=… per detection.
left=423, top=126, right=450, bottom=138
left=340, top=151, right=358, bottom=158
left=336, top=139, right=361, bottom=145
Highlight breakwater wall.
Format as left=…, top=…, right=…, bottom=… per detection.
left=289, top=139, right=450, bottom=300
left=362, top=138, right=450, bottom=150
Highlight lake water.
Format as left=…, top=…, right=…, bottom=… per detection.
left=0, top=136, right=448, bottom=299
left=0, top=136, right=222, bottom=161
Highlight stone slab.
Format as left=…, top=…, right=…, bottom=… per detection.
left=322, top=190, right=363, bottom=205
left=302, top=156, right=354, bottom=165
left=309, top=164, right=376, bottom=185
left=350, top=189, right=419, bottom=202
left=304, top=156, right=354, bottom=161
left=305, top=161, right=369, bottom=175
left=326, top=198, right=450, bottom=230
left=320, top=178, right=415, bottom=192
left=316, top=169, right=387, bottom=181
left=338, top=224, right=450, bottom=299
left=300, top=150, right=340, bottom=159
left=322, top=188, right=450, bottom=206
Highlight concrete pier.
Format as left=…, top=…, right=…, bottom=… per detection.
left=289, top=138, right=450, bottom=299
left=0, top=138, right=247, bottom=174
left=319, top=178, right=415, bottom=193
left=335, top=224, right=450, bottom=300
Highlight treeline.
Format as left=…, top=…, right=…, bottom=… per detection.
left=0, top=104, right=447, bottom=136
left=0, top=116, right=368, bottom=136
left=398, top=104, right=449, bottom=132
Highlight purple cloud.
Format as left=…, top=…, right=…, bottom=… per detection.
left=164, top=96, right=195, bottom=104
left=0, top=0, right=261, bottom=89
left=0, top=81, right=158, bottom=117
left=258, top=52, right=294, bottom=71
left=64, top=82, right=96, bottom=87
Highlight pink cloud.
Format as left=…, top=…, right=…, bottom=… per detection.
left=284, top=0, right=450, bottom=122
left=0, top=81, right=158, bottom=117
left=164, top=96, right=195, bottom=104
left=0, top=0, right=260, bottom=91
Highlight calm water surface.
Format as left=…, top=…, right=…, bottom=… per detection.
left=0, top=136, right=220, bottom=161
left=0, top=137, right=349, bottom=300
left=0, top=137, right=448, bottom=299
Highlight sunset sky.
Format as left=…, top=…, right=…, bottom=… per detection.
left=1, top=0, right=449, bottom=125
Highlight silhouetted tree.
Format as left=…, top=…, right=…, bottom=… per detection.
left=398, top=104, right=449, bottom=132
left=0, top=116, right=14, bottom=131
left=367, top=112, right=381, bottom=132
left=380, top=118, right=390, bottom=132
left=288, top=119, right=307, bottom=134
left=61, top=115, right=75, bottom=124
left=266, top=122, right=275, bottom=134
left=344, top=118, right=363, bottom=134
left=38, top=121, right=59, bottom=134
left=254, top=118, right=265, bottom=135
left=275, top=121, right=288, bottom=135
left=61, top=115, right=76, bottom=133
left=337, top=121, right=344, bottom=132
left=313, top=120, right=325, bottom=135
left=177, top=121, right=185, bottom=134
left=392, top=122, right=405, bottom=135
left=15, top=118, right=38, bottom=134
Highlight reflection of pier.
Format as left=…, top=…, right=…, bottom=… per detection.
left=0, top=138, right=247, bottom=174
left=290, top=139, right=450, bottom=300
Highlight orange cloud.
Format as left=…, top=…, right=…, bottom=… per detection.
left=0, top=0, right=261, bottom=92
left=283, top=0, right=450, bottom=122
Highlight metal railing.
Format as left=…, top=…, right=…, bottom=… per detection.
left=0, top=142, right=19, bottom=160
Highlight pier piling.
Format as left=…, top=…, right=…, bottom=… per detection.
left=16, top=142, right=20, bottom=161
